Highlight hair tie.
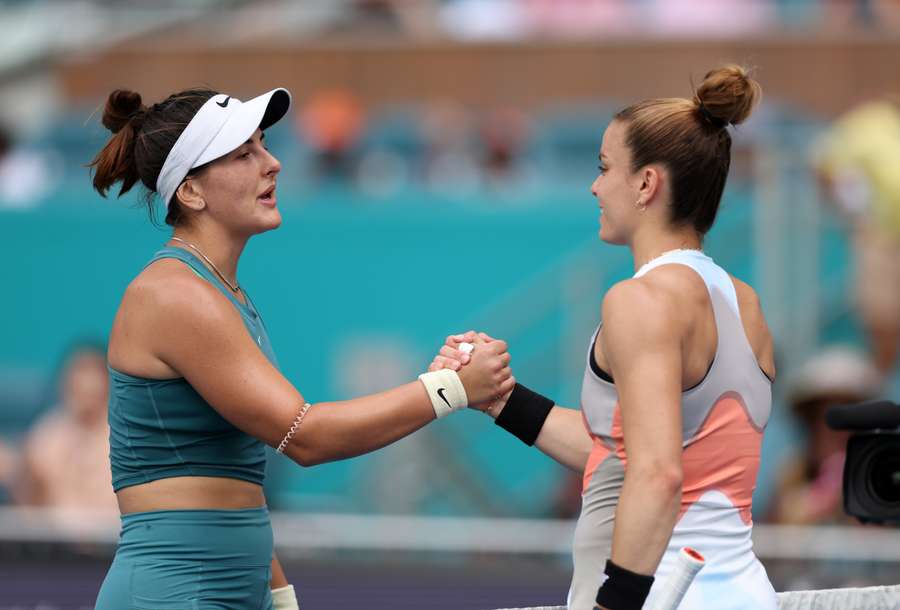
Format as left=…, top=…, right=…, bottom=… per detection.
left=128, top=106, right=148, bottom=131
left=698, top=103, right=727, bottom=129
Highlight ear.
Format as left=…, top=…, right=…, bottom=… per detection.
left=637, top=164, right=664, bottom=207
left=175, top=177, right=206, bottom=212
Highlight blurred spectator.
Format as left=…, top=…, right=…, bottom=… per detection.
left=0, top=439, right=16, bottom=502
left=296, top=89, right=367, bottom=185
left=549, top=470, right=583, bottom=518
left=645, top=0, right=776, bottom=37
left=872, top=0, right=900, bottom=30
left=355, top=108, right=421, bottom=198
left=527, top=0, right=635, bottom=38
left=440, top=0, right=530, bottom=41
left=816, top=0, right=900, bottom=31
left=420, top=101, right=480, bottom=194
left=811, top=97, right=900, bottom=376
left=13, top=341, right=117, bottom=515
left=0, top=124, right=59, bottom=209
left=769, top=346, right=882, bottom=525
left=350, top=0, right=443, bottom=39
left=478, top=107, right=536, bottom=192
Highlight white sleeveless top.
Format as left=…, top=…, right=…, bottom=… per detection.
left=568, top=250, right=777, bottom=610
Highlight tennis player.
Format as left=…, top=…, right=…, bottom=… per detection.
left=89, top=86, right=514, bottom=609
left=434, top=66, right=778, bottom=610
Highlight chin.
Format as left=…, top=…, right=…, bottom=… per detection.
left=598, top=225, right=626, bottom=246
left=255, top=209, right=283, bottom=233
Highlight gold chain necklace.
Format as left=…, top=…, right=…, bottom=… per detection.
left=169, top=236, right=241, bottom=293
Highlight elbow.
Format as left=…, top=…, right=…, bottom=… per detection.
left=285, top=439, right=328, bottom=468
left=629, top=462, right=683, bottom=497
left=292, top=452, right=321, bottom=468
left=289, top=439, right=350, bottom=468
left=290, top=445, right=331, bottom=468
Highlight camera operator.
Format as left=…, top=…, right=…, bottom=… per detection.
left=770, top=346, right=882, bottom=525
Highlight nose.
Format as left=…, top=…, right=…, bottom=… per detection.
left=590, top=177, right=599, bottom=198
left=264, top=149, right=281, bottom=176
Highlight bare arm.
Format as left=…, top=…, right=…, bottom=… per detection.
left=142, top=275, right=513, bottom=467
left=270, top=553, right=289, bottom=588
left=601, top=280, right=683, bottom=576
left=532, top=406, right=593, bottom=472
left=482, top=402, right=590, bottom=472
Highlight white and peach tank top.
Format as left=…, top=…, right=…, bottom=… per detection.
left=568, top=250, right=777, bottom=610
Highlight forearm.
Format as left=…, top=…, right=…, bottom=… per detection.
left=283, top=381, right=435, bottom=466
left=609, top=467, right=682, bottom=575
left=270, top=553, right=289, bottom=589
left=533, top=407, right=592, bottom=472
left=485, top=385, right=589, bottom=471
left=270, top=552, right=299, bottom=610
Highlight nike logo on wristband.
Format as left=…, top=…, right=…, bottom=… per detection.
left=437, top=388, right=452, bottom=408
left=216, top=96, right=231, bottom=108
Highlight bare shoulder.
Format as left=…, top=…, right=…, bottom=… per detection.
left=729, top=275, right=768, bottom=333
left=601, top=276, right=681, bottom=337
left=644, top=263, right=710, bottom=303
left=604, top=264, right=706, bottom=324
left=730, top=275, right=762, bottom=312
left=127, top=259, right=235, bottom=323
left=109, top=259, right=244, bottom=376
left=730, top=275, right=776, bottom=378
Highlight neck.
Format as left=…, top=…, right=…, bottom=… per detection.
left=170, top=224, right=247, bottom=289
left=630, top=226, right=702, bottom=272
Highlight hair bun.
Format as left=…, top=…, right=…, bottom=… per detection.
left=102, top=89, right=146, bottom=134
left=694, top=65, right=762, bottom=127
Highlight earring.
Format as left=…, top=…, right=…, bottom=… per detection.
left=635, top=199, right=647, bottom=213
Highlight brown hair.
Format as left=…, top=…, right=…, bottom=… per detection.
left=88, top=87, right=218, bottom=226
left=614, top=65, right=762, bottom=235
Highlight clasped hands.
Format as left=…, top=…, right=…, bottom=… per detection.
left=428, top=330, right=515, bottom=415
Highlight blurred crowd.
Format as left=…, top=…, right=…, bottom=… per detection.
left=0, top=94, right=899, bottom=532
left=258, top=0, right=900, bottom=40
left=0, top=5, right=898, bottom=531
left=1, top=93, right=552, bottom=206
left=0, top=342, right=118, bottom=520
left=295, top=91, right=541, bottom=199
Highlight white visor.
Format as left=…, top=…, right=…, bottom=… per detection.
left=156, top=88, right=292, bottom=207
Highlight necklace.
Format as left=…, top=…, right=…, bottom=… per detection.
left=169, top=236, right=241, bottom=293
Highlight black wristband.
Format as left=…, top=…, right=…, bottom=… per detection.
left=493, top=383, right=554, bottom=446
left=595, top=560, right=654, bottom=610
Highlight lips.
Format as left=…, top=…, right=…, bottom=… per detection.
left=258, top=184, right=276, bottom=206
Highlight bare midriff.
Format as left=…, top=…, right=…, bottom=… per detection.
left=116, top=476, right=265, bottom=514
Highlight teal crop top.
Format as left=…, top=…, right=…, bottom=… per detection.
left=108, top=247, right=278, bottom=492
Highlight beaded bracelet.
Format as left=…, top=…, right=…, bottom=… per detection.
left=276, top=402, right=312, bottom=454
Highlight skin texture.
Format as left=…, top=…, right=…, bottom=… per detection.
left=108, top=129, right=514, bottom=594
left=433, top=119, right=776, bottom=607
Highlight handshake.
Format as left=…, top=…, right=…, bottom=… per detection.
left=423, top=330, right=516, bottom=418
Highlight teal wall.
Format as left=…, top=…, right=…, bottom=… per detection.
left=0, top=183, right=824, bottom=516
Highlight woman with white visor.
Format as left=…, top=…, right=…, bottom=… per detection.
left=90, top=87, right=513, bottom=609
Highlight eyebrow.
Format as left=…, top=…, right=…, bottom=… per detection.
left=243, top=133, right=266, bottom=146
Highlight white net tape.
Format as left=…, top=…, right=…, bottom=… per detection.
left=492, top=585, right=900, bottom=610
left=776, top=585, right=900, bottom=610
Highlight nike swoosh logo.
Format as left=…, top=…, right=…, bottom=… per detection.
left=216, top=96, right=231, bottom=108
left=436, top=388, right=452, bottom=408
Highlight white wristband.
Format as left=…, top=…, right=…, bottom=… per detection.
left=418, top=369, right=468, bottom=418
left=272, top=584, right=300, bottom=610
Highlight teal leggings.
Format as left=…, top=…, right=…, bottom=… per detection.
left=94, top=507, right=274, bottom=610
